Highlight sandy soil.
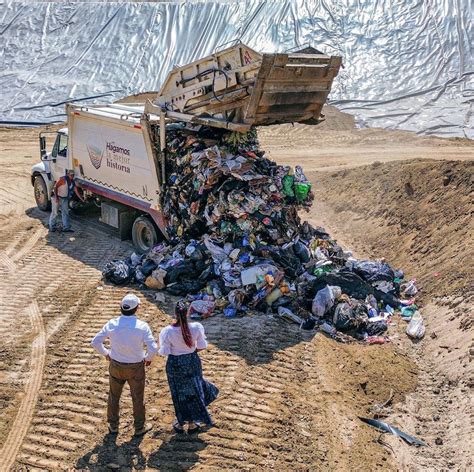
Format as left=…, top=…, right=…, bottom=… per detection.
left=0, top=107, right=471, bottom=471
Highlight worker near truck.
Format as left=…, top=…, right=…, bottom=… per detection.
left=49, top=169, right=84, bottom=233
left=91, top=294, right=158, bottom=436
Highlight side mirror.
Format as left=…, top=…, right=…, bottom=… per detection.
left=39, top=136, right=47, bottom=160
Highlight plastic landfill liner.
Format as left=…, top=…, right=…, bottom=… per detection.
left=1, top=1, right=472, bottom=137
left=103, top=125, right=424, bottom=343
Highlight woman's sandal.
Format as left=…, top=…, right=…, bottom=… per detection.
left=172, top=421, right=185, bottom=434
left=187, top=424, right=201, bottom=435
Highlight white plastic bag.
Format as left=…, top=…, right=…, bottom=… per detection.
left=311, top=285, right=342, bottom=317
left=401, top=279, right=418, bottom=297
left=203, top=235, right=229, bottom=264
left=406, top=311, right=425, bottom=339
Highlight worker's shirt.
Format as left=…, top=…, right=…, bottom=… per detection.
left=55, top=177, right=74, bottom=198
left=91, top=315, right=158, bottom=363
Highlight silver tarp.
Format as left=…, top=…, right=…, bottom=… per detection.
left=1, top=1, right=472, bottom=137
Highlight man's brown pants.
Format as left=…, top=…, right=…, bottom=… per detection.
left=108, top=359, right=145, bottom=430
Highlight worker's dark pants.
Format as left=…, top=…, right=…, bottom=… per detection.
left=108, top=359, right=145, bottom=430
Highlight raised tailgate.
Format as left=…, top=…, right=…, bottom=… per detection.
left=244, top=53, right=342, bottom=125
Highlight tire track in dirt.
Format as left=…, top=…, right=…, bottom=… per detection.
left=14, top=287, right=131, bottom=470
left=0, top=186, right=34, bottom=208
left=9, top=227, right=46, bottom=264
left=0, top=214, right=128, bottom=467
left=0, top=301, right=45, bottom=472
left=0, top=252, right=16, bottom=272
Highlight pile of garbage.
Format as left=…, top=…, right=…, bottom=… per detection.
left=103, top=125, right=424, bottom=342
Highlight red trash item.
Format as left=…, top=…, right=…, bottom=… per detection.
left=366, top=336, right=387, bottom=345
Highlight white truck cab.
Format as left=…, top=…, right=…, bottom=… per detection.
left=31, top=128, right=69, bottom=211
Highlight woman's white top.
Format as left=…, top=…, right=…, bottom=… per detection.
left=158, top=322, right=208, bottom=356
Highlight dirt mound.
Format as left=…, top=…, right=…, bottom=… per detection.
left=309, top=158, right=473, bottom=470
left=313, top=159, right=473, bottom=301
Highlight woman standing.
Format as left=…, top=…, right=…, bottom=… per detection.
left=159, top=301, right=219, bottom=434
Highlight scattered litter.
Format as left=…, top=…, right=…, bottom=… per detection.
left=370, top=388, right=394, bottom=416
left=406, top=311, right=426, bottom=339
left=401, top=305, right=418, bottom=319
left=359, top=417, right=426, bottom=446
left=366, top=336, right=388, bottom=345
left=154, top=292, right=166, bottom=303
left=401, top=279, right=418, bottom=297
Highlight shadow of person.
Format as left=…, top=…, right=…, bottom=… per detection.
left=75, top=432, right=146, bottom=470
left=147, top=433, right=207, bottom=471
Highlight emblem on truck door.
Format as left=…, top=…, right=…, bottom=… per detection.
left=87, top=145, right=104, bottom=169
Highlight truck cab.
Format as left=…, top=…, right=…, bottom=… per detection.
left=31, top=128, right=69, bottom=211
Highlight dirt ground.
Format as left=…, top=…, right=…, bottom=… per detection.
left=0, top=107, right=471, bottom=471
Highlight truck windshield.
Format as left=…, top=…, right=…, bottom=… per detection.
left=57, top=134, right=68, bottom=157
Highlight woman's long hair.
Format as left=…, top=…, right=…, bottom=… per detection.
left=173, top=301, right=193, bottom=348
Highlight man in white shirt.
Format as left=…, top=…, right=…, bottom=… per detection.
left=91, top=293, right=158, bottom=436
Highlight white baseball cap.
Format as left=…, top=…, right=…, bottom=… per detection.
left=121, top=293, right=141, bottom=311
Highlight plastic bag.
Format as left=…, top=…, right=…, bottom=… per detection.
left=228, top=289, right=246, bottom=309
left=406, top=311, right=425, bottom=339
left=241, top=264, right=278, bottom=286
left=401, top=279, right=418, bottom=297
left=185, top=241, right=198, bottom=257
left=311, top=285, right=341, bottom=317
left=352, top=260, right=395, bottom=283
left=282, top=174, right=295, bottom=197
left=332, top=302, right=355, bottom=331
left=314, top=247, right=328, bottom=261
left=294, top=182, right=311, bottom=202
left=189, top=300, right=215, bottom=317
left=144, top=268, right=167, bottom=290
left=401, top=305, right=418, bottom=319
left=366, top=320, right=388, bottom=336
left=293, top=240, right=311, bottom=263
left=130, top=252, right=142, bottom=267
left=102, top=260, right=133, bottom=285
left=294, top=165, right=308, bottom=183
left=140, top=259, right=157, bottom=277
left=203, top=235, right=229, bottom=264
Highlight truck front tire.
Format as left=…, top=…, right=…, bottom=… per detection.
left=33, top=175, right=51, bottom=211
left=132, top=216, right=158, bottom=254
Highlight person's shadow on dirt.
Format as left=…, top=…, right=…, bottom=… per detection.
left=147, top=432, right=206, bottom=470
left=75, top=432, right=146, bottom=470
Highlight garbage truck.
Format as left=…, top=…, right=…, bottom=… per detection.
left=31, top=44, right=341, bottom=252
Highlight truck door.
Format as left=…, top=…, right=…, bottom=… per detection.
left=50, top=132, right=69, bottom=180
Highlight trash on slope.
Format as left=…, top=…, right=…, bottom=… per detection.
left=406, top=311, right=426, bottom=339
left=359, top=417, right=426, bottom=447
left=102, top=124, right=423, bottom=342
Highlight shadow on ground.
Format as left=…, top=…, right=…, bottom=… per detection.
left=75, top=433, right=145, bottom=470
left=147, top=433, right=207, bottom=470
left=76, top=431, right=207, bottom=471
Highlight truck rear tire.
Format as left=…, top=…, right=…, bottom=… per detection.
left=132, top=216, right=158, bottom=254
left=33, top=175, right=51, bottom=211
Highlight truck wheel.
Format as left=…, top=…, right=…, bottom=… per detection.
left=33, top=175, right=51, bottom=211
left=132, top=216, right=158, bottom=254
